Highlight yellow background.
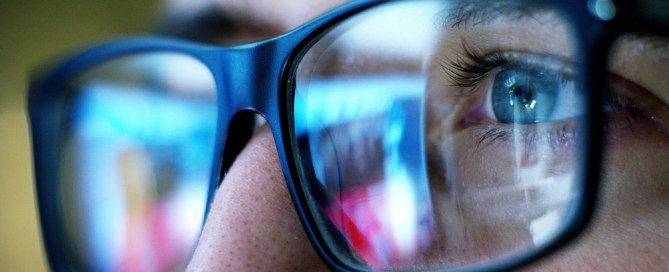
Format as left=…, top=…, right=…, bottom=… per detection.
left=0, top=1, right=160, bottom=270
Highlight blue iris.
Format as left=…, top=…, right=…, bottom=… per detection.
left=492, top=67, right=563, bottom=124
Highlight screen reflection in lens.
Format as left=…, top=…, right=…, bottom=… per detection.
left=293, top=0, right=586, bottom=270
left=59, top=53, right=217, bottom=271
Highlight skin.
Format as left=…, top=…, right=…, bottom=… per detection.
left=186, top=125, right=329, bottom=271
left=174, top=0, right=669, bottom=271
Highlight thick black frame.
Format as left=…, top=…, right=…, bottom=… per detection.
left=27, top=0, right=623, bottom=271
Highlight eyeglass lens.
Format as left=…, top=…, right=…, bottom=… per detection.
left=58, top=53, right=217, bottom=271
left=293, top=0, right=586, bottom=269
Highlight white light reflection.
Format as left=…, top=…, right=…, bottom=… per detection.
left=134, top=53, right=216, bottom=95
left=370, top=91, right=436, bottom=265
left=335, top=0, right=443, bottom=59
left=385, top=169, right=419, bottom=258
left=524, top=170, right=574, bottom=246
left=529, top=210, right=561, bottom=246
left=383, top=99, right=424, bottom=260
left=509, top=122, right=577, bottom=247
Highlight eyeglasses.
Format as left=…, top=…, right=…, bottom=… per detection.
left=28, top=0, right=669, bottom=271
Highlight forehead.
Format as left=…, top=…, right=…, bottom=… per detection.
left=162, top=0, right=568, bottom=45
left=164, top=0, right=348, bottom=43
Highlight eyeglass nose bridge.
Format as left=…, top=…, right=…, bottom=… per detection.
left=217, top=38, right=297, bottom=118
left=212, top=38, right=298, bottom=177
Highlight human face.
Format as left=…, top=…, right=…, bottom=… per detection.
left=28, top=0, right=668, bottom=271
left=169, top=0, right=669, bottom=271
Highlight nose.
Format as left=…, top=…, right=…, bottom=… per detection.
left=186, top=124, right=329, bottom=271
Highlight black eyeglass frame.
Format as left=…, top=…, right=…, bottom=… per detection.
left=26, top=0, right=625, bottom=271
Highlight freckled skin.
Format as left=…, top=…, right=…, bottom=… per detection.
left=186, top=126, right=328, bottom=271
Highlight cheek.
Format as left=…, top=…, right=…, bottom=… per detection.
left=424, top=123, right=580, bottom=265
left=523, top=118, right=669, bottom=270
left=600, top=115, right=669, bottom=225
left=599, top=118, right=669, bottom=231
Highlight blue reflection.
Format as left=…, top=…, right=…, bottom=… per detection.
left=295, top=75, right=435, bottom=266
left=294, top=76, right=425, bottom=135
left=68, top=82, right=216, bottom=271
left=294, top=76, right=428, bottom=185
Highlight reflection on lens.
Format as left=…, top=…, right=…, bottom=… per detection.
left=293, top=0, right=586, bottom=270
left=59, top=53, right=217, bottom=271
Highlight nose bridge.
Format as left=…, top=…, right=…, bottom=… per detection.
left=219, top=40, right=287, bottom=120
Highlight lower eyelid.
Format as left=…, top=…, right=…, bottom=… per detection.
left=467, top=121, right=580, bottom=163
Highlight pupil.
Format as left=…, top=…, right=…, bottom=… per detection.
left=510, top=85, right=535, bottom=106
left=493, top=68, right=559, bottom=124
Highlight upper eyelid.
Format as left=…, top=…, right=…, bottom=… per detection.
left=440, top=44, right=578, bottom=95
left=440, top=42, right=507, bottom=89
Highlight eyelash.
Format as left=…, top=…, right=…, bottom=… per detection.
left=440, top=43, right=582, bottom=150
left=473, top=124, right=579, bottom=155
left=440, top=43, right=507, bottom=90
left=441, top=43, right=574, bottom=91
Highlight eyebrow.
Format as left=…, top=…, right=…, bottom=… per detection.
left=445, top=0, right=553, bottom=28
left=158, top=6, right=229, bottom=44
left=157, top=5, right=277, bottom=45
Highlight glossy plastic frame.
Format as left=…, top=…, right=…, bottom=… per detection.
left=28, top=0, right=604, bottom=271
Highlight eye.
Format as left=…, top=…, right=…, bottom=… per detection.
left=442, top=45, right=585, bottom=132
left=490, top=66, right=579, bottom=124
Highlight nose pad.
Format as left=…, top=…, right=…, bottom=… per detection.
left=218, top=110, right=265, bottom=184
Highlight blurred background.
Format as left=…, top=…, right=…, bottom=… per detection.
left=0, top=1, right=160, bottom=270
